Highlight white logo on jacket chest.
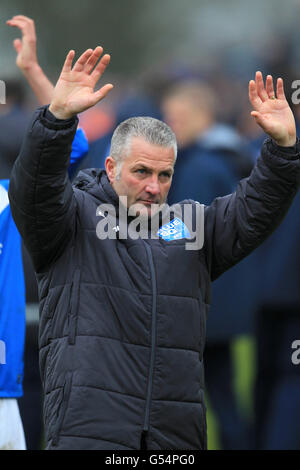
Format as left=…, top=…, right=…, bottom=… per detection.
left=157, top=218, right=191, bottom=241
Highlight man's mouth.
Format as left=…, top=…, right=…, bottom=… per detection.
left=137, top=200, right=159, bottom=205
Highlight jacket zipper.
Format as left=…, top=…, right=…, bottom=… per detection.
left=68, top=268, right=81, bottom=345
left=143, top=242, right=157, bottom=433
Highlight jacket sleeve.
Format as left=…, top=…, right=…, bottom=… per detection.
left=204, top=138, right=300, bottom=281
left=8, top=106, right=79, bottom=273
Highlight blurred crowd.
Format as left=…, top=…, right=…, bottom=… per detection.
left=0, top=18, right=300, bottom=450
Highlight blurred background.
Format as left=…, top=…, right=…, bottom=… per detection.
left=1, top=0, right=300, bottom=450
left=2, top=0, right=300, bottom=108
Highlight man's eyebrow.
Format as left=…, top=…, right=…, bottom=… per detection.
left=161, top=168, right=174, bottom=174
left=131, top=163, right=151, bottom=170
left=131, top=163, right=174, bottom=174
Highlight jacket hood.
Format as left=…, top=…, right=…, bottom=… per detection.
left=73, top=168, right=119, bottom=207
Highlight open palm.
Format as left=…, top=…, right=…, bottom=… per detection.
left=49, top=47, right=113, bottom=119
left=249, top=71, right=296, bottom=147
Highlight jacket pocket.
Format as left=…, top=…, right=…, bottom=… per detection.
left=51, top=372, right=73, bottom=447
left=68, top=268, right=81, bottom=345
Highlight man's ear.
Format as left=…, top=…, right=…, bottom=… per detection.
left=105, top=156, right=116, bottom=183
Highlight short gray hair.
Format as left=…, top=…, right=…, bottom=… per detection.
left=110, top=117, right=177, bottom=178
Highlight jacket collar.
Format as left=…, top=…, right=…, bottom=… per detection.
left=73, top=168, right=119, bottom=208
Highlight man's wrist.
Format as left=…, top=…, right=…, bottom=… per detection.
left=45, top=106, right=76, bottom=124
left=48, top=103, right=74, bottom=121
left=273, top=136, right=297, bottom=148
left=21, top=61, right=41, bottom=75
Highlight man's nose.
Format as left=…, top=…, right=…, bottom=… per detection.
left=145, top=178, right=160, bottom=195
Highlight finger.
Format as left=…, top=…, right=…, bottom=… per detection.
left=266, top=75, right=275, bottom=99
left=250, top=110, right=269, bottom=131
left=72, top=49, right=94, bottom=72
left=13, top=38, right=22, bottom=54
left=8, top=16, right=35, bottom=31
left=249, top=79, right=262, bottom=111
left=90, top=83, right=114, bottom=106
left=10, top=15, right=34, bottom=21
left=62, top=50, right=75, bottom=74
left=256, top=71, right=269, bottom=101
left=6, top=19, right=27, bottom=29
left=276, top=77, right=286, bottom=100
left=91, top=54, right=111, bottom=82
left=7, top=18, right=28, bottom=26
left=84, top=46, right=103, bottom=74
left=7, top=19, right=35, bottom=37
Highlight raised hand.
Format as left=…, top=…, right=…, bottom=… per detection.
left=7, top=15, right=38, bottom=72
left=49, top=47, right=113, bottom=120
left=249, top=71, right=296, bottom=147
left=7, top=15, right=55, bottom=105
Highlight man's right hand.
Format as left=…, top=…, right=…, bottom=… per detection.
left=49, top=47, right=113, bottom=120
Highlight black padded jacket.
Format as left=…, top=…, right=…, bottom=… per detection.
left=8, top=106, right=300, bottom=450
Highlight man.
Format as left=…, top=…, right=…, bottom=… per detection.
left=8, top=47, right=300, bottom=450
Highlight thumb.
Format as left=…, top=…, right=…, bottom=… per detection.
left=13, top=38, right=22, bottom=53
left=91, top=83, right=114, bottom=106
left=251, top=111, right=268, bottom=129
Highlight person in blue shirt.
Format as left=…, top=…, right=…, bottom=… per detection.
left=0, top=15, right=88, bottom=450
left=0, top=179, right=26, bottom=449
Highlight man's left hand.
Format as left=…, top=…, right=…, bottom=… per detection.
left=249, top=71, right=296, bottom=147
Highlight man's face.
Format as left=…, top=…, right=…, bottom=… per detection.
left=106, top=136, right=176, bottom=217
